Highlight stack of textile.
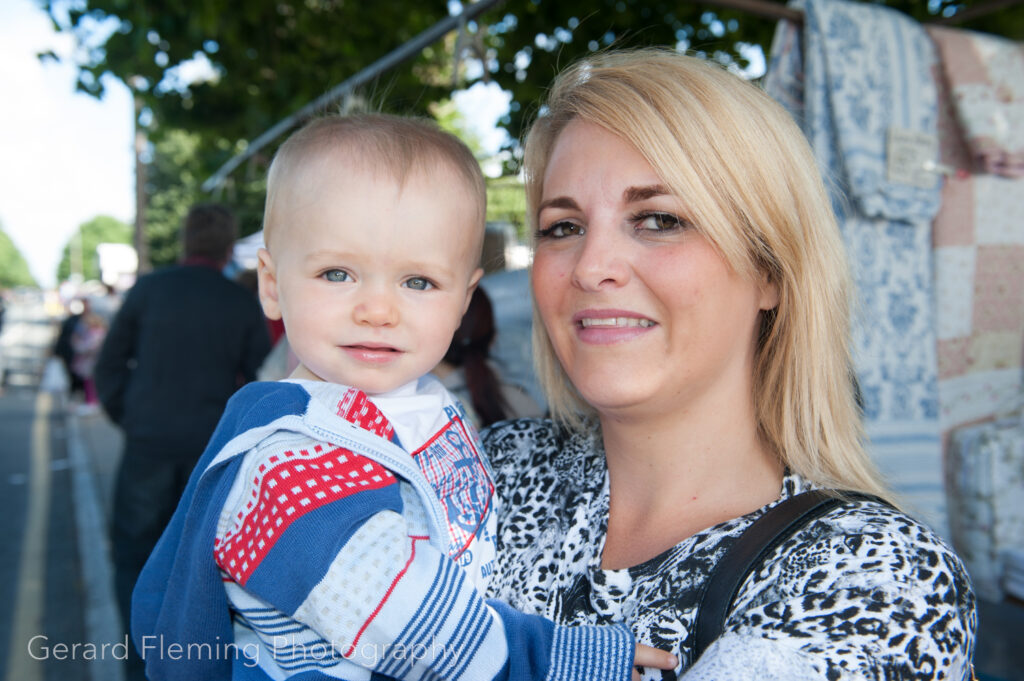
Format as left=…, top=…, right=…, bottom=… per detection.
left=946, top=413, right=1024, bottom=601
left=1005, top=548, right=1024, bottom=601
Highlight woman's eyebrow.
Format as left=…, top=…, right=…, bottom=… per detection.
left=537, top=196, right=580, bottom=212
left=623, top=184, right=671, bottom=203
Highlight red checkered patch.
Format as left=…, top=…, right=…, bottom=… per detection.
left=337, top=388, right=395, bottom=441
left=215, top=443, right=396, bottom=585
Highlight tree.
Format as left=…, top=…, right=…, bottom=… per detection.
left=472, top=0, right=1024, bottom=143
left=41, top=0, right=458, bottom=165
left=143, top=128, right=204, bottom=268
left=140, top=126, right=270, bottom=266
left=41, top=0, right=1023, bottom=231
left=44, top=1, right=1023, bottom=161
left=40, top=0, right=473, bottom=243
left=0, top=224, right=38, bottom=289
left=56, top=215, right=133, bottom=283
left=486, top=176, right=528, bottom=236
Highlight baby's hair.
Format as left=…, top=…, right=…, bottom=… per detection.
left=264, top=113, right=486, bottom=248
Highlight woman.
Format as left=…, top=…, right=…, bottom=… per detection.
left=483, top=49, right=975, bottom=680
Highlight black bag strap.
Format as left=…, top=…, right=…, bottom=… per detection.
left=692, top=489, right=887, bottom=660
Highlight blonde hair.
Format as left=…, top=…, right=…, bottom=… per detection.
left=524, top=48, right=888, bottom=499
left=264, top=113, right=486, bottom=249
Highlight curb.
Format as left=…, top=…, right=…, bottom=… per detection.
left=67, top=408, right=125, bottom=681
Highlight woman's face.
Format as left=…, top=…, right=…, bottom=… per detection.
left=531, top=121, right=777, bottom=421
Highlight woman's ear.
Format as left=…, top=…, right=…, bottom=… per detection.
left=758, top=274, right=780, bottom=312
left=256, top=248, right=283, bottom=320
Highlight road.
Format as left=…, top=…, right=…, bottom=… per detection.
left=0, top=293, right=122, bottom=681
left=1, top=292, right=90, bottom=681
left=0, top=387, right=93, bottom=681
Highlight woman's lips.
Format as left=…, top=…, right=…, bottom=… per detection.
left=572, top=311, right=657, bottom=345
left=579, top=317, right=655, bottom=328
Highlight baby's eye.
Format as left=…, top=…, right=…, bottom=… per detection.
left=321, top=269, right=351, bottom=283
left=536, top=221, right=584, bottom=239
left=404, top=276, right=434, bottom=291
left=635, top=212, right=690, bottom=232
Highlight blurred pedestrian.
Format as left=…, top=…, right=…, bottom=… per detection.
left=94, top=203, right=272, bottom=681
left=433, top=285, right=542, bottom=428
left=52, top=298, right=88, bottom=400
left=69, top=299, right=107, bottom=413
left=90, top=282, right=123, bottom=325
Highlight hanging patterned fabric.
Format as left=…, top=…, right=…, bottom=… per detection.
left=927, top=26, right=1024, bottom=602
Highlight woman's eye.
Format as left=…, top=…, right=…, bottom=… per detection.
left=322, top=269, right=351, bottom=283
left=636, top=212, right=688, bottom=232
left=536, top=221, right=584, bottom=239
left=404, top=277, right=434, bottom=291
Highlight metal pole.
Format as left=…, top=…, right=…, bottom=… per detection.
left=133, top=92, right=151, bottom=274
left=71, top=226, right=83, bottom=283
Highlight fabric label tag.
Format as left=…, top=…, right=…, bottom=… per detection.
left=887, top=127, right=939, bottom=188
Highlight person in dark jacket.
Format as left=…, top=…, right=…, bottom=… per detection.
left=94, top=203, right=271, bottom=680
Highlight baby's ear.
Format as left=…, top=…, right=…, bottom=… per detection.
left=256, top=248, right=282, bottom=320
left=463, top=267, right=484, bottom=315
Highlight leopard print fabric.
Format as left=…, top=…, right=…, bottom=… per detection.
left=482, top=418, right=977, bottom=680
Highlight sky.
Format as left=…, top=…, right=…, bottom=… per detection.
left=0, top=0, right=135, bottom=289
left=0, top=0, right=510, bottom=290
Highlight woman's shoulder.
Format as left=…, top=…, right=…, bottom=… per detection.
left=743, top=488, right=974, bottom=618
left=717, top=492, right=976, bottom=678
left=811, top=494, right=963, bottom=570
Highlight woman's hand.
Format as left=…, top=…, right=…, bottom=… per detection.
left=632, top=644, right=677, bottom=680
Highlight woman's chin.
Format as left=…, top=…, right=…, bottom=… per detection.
left=576, top=386, right=658, bottom=419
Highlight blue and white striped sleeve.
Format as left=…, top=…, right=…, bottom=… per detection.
left=234, top=504, right=635, bottom=681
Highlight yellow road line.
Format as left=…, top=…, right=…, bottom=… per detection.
left=5, top=391, right=51, bottom=681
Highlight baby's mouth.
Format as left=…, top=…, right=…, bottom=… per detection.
left=343, top=343, right=402, bottom=363
left=346, top=343, right=398, bottom=352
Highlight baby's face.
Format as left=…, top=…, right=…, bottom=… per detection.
left=258, top=158, right=483, bottom=394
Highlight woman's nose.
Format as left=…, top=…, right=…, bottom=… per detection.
left=571, top=224, right=631, bottom=291
left=353, top=288, right=399, bottom=327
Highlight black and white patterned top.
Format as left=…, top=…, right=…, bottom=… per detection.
left=482, top=418, right=977, bottom=680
